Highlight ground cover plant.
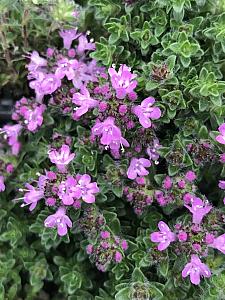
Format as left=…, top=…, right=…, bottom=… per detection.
left=0, top=0, right=225, bottom=299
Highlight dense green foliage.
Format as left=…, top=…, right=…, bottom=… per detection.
left=1, top=0, right=225, bottom=299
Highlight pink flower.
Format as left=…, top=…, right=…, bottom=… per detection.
left=146, top=138, right=161, bottom=161
left=0, top=176, right=5, bottom=192
left=24, top=105, right=46, bottom=132
left=72, top=87, right=99, bottom=118
left=127, top=158, right=151, bottom=180
left=92, top=117, right=122, bottom=147
left=184, top=197, right=212, bottom=224
left=219, top=180, right=225, bottom=190
left=162, top=176, right=172, bottom=189
left=58, top=176, right=77, bottom=205
left=114, top=251, right=123, bottom=263
left=29, top=73, right=61, bottom=102
left=185, top=171, right=197, bottom=182
left=182, top=255, right=211, bottom=285
left=150, top=221, right=176, bottom=251
left=73, top=174, right=99, bottom=203
left=48, top=145, right=75, bottom=172
left=27, top=51, right=47, bottom=72
left=133, top=97, right=161, bottom=128
left=205, top=233, right=214, bottom=244
left=2, top=124, right=22, bottom=155
left=86, top=244, right=93, bottom=254
left=44, top=207, right=72, bottom=236
left=100, top=231, right=110, bottom=239
left=178, top=231, right=188, bottom=242
left=77, top=35, right=95, bottom=55
left=55, top=57, right=78, bottom=80
left=220, top=153, right=225, bottom=163
left=108, top=65, right=137, bottom=99
left=121, top=240, right=128, bottom=250
left=21, top=183, right=44, bottom=211
left=216, top=123, right=225, bottom=144
left=209, top=233, right=225, bottom=254
left=59, top=29, right=80, bottom=49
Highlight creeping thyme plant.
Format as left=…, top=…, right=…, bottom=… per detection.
left=1, top=0, right=225, bottom=299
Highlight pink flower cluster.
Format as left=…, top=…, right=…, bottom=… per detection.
left=19, top=145, right=99, bottom=236
left=150, top=197, right=225, bottom=285
left=12, top=97, right=46, bottom=132
left=154, top=171, right=197, bottom=206
left=27, top=30, right=98, bottom=102
left=86, top=230, right=128, bottom=272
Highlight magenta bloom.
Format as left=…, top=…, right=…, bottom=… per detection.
left=219, top=180, right=225, bottom=190
left=185, top=171, right=197, bottom=182
left=146, top=138, right=161, bottom=161
left=2, top=124, right=22, bottom=155
left=209, top=233, right=225, bottom=254
left=59, top=29, right=80, bottom=49
left=108, top=65, right=137, bottom=99
left=27, top=51, right=47, bottom=72
left=182, top=255, right=211, bottom=285
left=133, top=97, right=161, bottom=128
left=127, top=158, right=151, bottom=180
left=24, top=105, right=46, bottom=132
left=48, top=144, right=75, bottom=172
left=184, top=197, right=212, bottom=224
left=29, top=73, right=61, bottom=102
left=92, top=117, right=122, bottom=147
left=55, top=57, right=78, bottom=81
left=73, top=174, right=99, bottom=203
left=22, top=183, right=44, bottom=211
left=150, top=221, right=176, bottom=251
left=44, top=207, right=72, bottom=236
left=58, top=176, right=77, bottom=205
left=72, top=87, right=99, bottom=118
left=0, top=176, right=5, bottom=192
left=77, top=35, right=95, bottom=55
left=216, top=123, right=225, bottom=144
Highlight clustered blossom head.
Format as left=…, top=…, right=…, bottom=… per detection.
left=86, top=229, right=128, bottom=272
left=19, top=168, right=99, bottom=236
left=154, top=171, right=197, bottom=207
left=150, top=197, right=225, bottom=285
left=12, top=97, right=46, bottom=132
left=124, top=179, right=153, bottom=215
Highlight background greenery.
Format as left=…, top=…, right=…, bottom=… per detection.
left=1, top=0, right=225, bottom=299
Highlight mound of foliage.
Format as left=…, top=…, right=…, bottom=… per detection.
left=1, top=0, right=225, bottom=299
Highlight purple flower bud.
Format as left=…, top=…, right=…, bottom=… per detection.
left=185, top=171, right=197, bottom=182
left=45, top=197, right=56, bottom=206
left=46, top=48, right=54, bottom=57
left=68, top=49, right=76, bottom=58
left=114, top=251, right=123, bottom=263
left=121, top=240, right=128, bottom=250
left=100, top=231, right=110, bottom=239
left=118, top=104, right=128, bottom=115
left=86, top=244, right=93, bottom=254
left=178, top=179, right=186, bottom=189
left=178, top=231, right=188, bottom=242
left=162, top=176, right=172, bottom=189
left=205, top=233, right=214, bottom=244
left=192, top=243, right=201, bottom=252
left=220, top=153, right=225, bottom=163
left=98, top=101, right=108, bottom=112
left=6, top=164, right=14, bottom=174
